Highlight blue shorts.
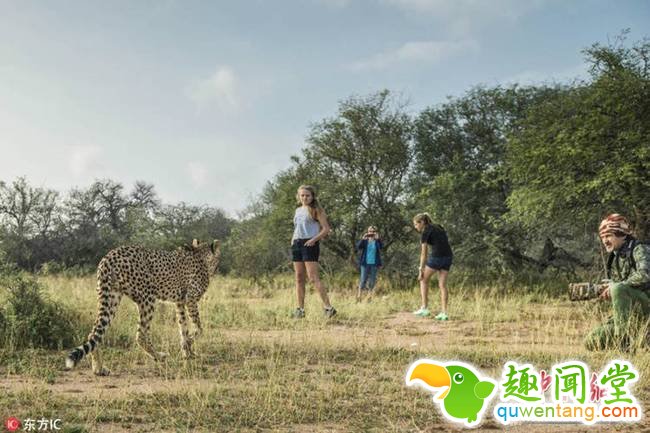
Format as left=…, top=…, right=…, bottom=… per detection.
left=426, top=256, right=452, bottom=271
left=291, top=239, right=320, bottom=262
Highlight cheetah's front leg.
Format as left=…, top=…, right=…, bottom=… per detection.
left=176, top=302, right=194, bottom=359
left=187, top=301, right=203, bottom=343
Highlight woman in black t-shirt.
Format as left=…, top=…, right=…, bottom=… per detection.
left=412, top=213, right=453, bottom=320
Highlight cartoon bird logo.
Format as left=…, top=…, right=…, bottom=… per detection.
left=406, top=359, right=497, bottom=426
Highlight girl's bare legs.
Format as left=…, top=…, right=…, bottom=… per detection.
left=293, top=262, right=306, bottom=308
left=419, top=266, right=436, bottom=309
left=305, top=261, right=332, bottom=308
left=438, top=270, right=449, bottom=314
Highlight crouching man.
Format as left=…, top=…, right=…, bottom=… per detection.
left=585, top=214, right=650, bottom=351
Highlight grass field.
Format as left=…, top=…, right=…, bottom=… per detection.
left=1, top=274, right=650, bottom=432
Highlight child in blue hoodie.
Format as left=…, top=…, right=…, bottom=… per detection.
left=356, top=226, right=383, bottom=300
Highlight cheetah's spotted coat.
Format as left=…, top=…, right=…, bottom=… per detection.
left=65, top=239, right=221, bottom=375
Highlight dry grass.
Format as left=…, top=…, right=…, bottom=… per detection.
left=1, top=274, right=649, bottom=432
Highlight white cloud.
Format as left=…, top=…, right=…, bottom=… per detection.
left=67, top=145, right=104, bottom=178
left=187, top=66, right=241, bottom=112
left=187, top=161, right=209, bottom=189
left=348, top=39, right=478, bottom=71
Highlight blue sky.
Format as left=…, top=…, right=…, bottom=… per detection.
left=1, top=0, right=648, bottom=216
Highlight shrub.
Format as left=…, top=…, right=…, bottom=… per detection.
left=0, top=270, right=79, bottom=350
left=0, top=309, right=5, bottom=339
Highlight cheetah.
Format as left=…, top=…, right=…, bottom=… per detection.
left=65, top=239, right=221, bottom=376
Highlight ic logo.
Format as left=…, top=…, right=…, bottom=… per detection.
left=5, top=417, right=21, bottom=432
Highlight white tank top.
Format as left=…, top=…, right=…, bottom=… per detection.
left=292, top=207, right=320, bottom=241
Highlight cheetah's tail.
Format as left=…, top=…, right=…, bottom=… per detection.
left=65, top=266, right=118, bottom=370
left=65, top=337, right=100, bottom=369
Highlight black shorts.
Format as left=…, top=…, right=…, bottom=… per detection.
left=292, top=238, right=320, bottom=262
left=426, top=256, right=452, bottom=271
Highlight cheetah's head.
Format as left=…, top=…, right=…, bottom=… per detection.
left=188, top=238, right=221, bottom=274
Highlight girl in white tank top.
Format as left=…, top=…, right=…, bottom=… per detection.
left=291, top=185, right=337, bottom=319
left=292, top=206, right=321, bottom=241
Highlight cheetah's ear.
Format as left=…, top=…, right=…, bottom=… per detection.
left=211, top=239, right=221, bottom=254
left=192, top=239, right=199, bottom=248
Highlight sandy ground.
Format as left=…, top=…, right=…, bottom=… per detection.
left=2, top=310, right=649, bottom=432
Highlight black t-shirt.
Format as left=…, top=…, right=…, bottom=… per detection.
left=421, top=224, right=453, bottom=257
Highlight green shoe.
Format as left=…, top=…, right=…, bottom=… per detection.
left=413, top=308, right=431, bottom=317
left=434, top=312, right=449, bottom=321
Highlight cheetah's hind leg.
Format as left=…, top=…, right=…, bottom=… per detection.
left=90, top=349, right=110, bottom=376
left=135, top=299, right=168, bottom=361
left=90, top=290, right=122, bottom=375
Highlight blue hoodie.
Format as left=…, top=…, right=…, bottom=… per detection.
left=356, top=238, right=383, bottom=267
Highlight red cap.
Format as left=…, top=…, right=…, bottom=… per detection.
left=599, top=213, right=631, bottom=237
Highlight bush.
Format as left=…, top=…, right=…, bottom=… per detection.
left=0, top=309, right=5, bottom=339
left=37, top=261, right=68, bottom=276
left=38, top=261, right=94, bottom=278
left=0, top=270, right=79, bottom=350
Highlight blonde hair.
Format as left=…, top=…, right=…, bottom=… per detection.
left=413, top=212, right=433, bottom=226
left=297, top=185, right=321, bottom=221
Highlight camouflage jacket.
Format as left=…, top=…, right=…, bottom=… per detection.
left=606, top=238, right=650, bottom=290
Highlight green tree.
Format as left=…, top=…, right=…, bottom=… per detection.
left=227, top=90, right=415, bottom=279
left=58, top=180, right=129, bottom=266
left=154, top=203, right=233, bottom=252
left=0, top=177, right=58, bottom=239
left=413, top=86, right=562, bottom=273
left=123, top=181, right=161, bottom=246
left=299, top=90, right=414, bottom=265
left=0, top=177, right=59, bottom=269
left=508, top=34, right=650, bottom=239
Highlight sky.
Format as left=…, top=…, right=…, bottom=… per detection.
left=1, top=0, right=648, bottom=217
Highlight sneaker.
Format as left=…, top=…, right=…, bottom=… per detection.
left=324, top=306, right=337, bottom=318
left=434, top=312, right=449, bottom=321
left=292, top=307, right=305, bottom=319
left=413, top=308, right=431, bottom=317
